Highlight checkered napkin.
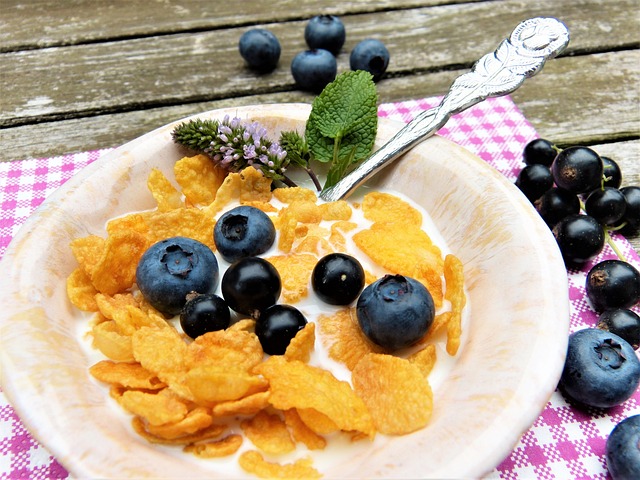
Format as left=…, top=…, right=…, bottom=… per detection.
left=1, top=96, right=639, bottom=479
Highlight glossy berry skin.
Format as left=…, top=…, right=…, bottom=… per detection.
left=534, top=187, right=580, bottom=228
left=551, top=146, right=603, bottom=194
left=180, top=294, right=231, bottom=339
left=620, top=186, right=640, bottom=233
left=304, top=15, right=346, bottom=55
left=356, top=275, right=435, bottom=351
left=523, top=138, right=557, bottom=167
left=515, top=164, right=554, bottom=202
left=221, top=257, right=281, bottom=318
left=214, top=205, right=276, bottom=263
left=349, top=39, right=390, bottom=80
left=255, top=304, right=307, bottom=355
left=136, top=237, right=219, bottom=316
left=586, top=260, right=640, bottom=312
left=552, top=214, right=605, bottom=265
left=558, top=328, right=640, bottom=409
left=238, top=29, right=281, bottom=72
left=602, top=156, right=622, bottom=189
left=606, top=414, right=640, bottom=480
left=291, top=49, right=337, bottom=93
left=312, top=253, right=365, bottom=305
left=598, top=309, right=640, bottom=350
left=585, top=187, right=627, bottom=226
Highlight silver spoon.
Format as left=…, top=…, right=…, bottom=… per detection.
left=319, top=17, right=570, bottom=202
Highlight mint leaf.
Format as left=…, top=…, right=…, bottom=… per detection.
left=305, top=71, right=378, bottom=189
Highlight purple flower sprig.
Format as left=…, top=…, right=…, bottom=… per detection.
left=172, top=115, right=304, bottom=187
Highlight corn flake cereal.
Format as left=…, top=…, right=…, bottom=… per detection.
left=66, top=267, right=99, bottom=312
left=89, top=360, right=164, bottom=390
left=266, top=253, right=318, bottom=304
left=361, top=191, right=422, bottom=226
left=174, top=154, right=226, bottom=206
left=239, top=450, right=321, bottom=479
left=117, top=389, right=189, bottom=426
left=284, top=322, right=315, bottom=363
left=444, top=253, right=466, bottom=356
left=241, top=410, right=296, bottom=454
left=145, top=407, right=214, bottom=440
left=352, top=353, right=433, bottom=435
left=147, top=168, right=184, bottom=211
left=184, top=434, right=243, bottom=458
left=283, top=409, right=327, bottom=450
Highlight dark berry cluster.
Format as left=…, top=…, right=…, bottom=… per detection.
left=238, top=15, right=390, bottom=93
left=516, top=139, right=640, bottom=476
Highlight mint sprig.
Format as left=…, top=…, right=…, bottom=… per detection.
left=305, top=71, right=378, bottom=190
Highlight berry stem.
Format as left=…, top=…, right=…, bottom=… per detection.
left=604, top=229, right=628, bottom=263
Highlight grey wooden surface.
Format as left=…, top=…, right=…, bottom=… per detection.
left=1, top=0, right=638, bottom=250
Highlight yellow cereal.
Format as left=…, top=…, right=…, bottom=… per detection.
left=266, top=253, right=318, bottom=304
left=361, top=191, right=422, bottom=226
left=241, top=410, right=296, bottom=454
left=66, top=267, right=99, bottom=311
left=238, top=450, right=321, bottom=479
left=174, top=154, right=226, bottom=206
left=147, top=168, right=183, bottom=211
left=184, top=434, right=243, bottom=458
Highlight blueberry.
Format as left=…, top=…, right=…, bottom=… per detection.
left=304, top=15, right=346, bottom=55
left=180, top=293, right=230, bottom=339
left=558, top=328, right=640, bottom=409
left=606, top=414, right=640, bottom=480
left=239, top=28, right=281, bottom=72
left=586, top=260, right=640, bottom=311
left=221, top=256, right=281, bottom=318
left=597, top=309, right=640, bottom=350
left=312, top=253, right=365, bottom=305
left=214, top=205, right=276, bottom=263
left=350, top=39, right=390, bottom=81
left=136, top=237, right=219, bottom=316
left=356, top=274, right=435, bottom=351
left=255, top=304, right=307, bottom=355
left=291, top=49, right=337, bottom=93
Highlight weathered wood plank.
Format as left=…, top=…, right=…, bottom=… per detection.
left=2, top=0, right=638, bottom=125
left=1, top=0, right=477, bottom=51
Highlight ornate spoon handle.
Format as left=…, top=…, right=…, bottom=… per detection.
left=319, top=17, right=570, bottom=201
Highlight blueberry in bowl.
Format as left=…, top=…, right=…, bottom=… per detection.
left=214, top=205, right=276, bottom=263
left=558, top=328, right=640, bottom=409
left=136, top=236, right=219, bottom=317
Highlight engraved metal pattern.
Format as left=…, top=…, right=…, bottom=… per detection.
left=319, top=17, right=570, bottom=201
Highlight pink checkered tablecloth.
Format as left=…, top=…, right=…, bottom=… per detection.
left=1, top=96, right=639, bottom=479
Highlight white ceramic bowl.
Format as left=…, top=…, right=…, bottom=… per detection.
left=0, top=104, right=569, bottom=478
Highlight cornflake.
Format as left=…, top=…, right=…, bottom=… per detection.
left=67, top=155, right=467, bottom=478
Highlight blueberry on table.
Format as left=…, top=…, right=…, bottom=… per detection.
left=312, top=253, right=365, bottom=305
left=606, top=414, right=640, bottom=480
left=255, top=304, right=307, bottom=355
left=349, top=39, right=390, bottom=80
left=356, top=274, right=435, bottom=351
left=558, top=328, right=640, bottom=409
left=214, top=205, right=276, bottom=263
left=534, top=187, right=580, bottom=228
left=523, top=138, right=557, bottom=167
left=239, top=28, right=281, bottom=72
left=291, top=49, right=337, bottom=93
left=304, top=15, right=346, bottom=55
left=586, top=260, right=640, bottom=312
left=552, top=214, right=605, bottom=265
left=221, top=256, right=282, bottom=318
left=136, top=237, right=219, bottom=316
left=597, top=309, right=640, bottom=350
left=551, top=146, right=603, bottom=194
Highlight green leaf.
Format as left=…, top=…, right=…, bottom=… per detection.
left=306, top=71, right=378, bottom=165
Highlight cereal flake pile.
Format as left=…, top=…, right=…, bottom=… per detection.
left=66, top=154, right=465, bottom=478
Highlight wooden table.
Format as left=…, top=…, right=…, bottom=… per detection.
left=1, top=0, right=638, bottom=251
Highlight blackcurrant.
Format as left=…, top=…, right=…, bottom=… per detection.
left=221, top=257, right=282, bottom=318
left=515, top=164, right=554, bottom=202
left=180, top=293, right=231, bottom=339
left=585, top=187, right=627, bottom=226
left=551, top=146, right=603, bottom=194
left=552, top=214, right=605, bottom=265
left=523, top=138, right=557, bottom=167
left=602, top=156, right=622, bottom=189
left=620, top=186, right=640, bottom=233
left=312, top=253, right=365, bottom=305
left=534, top=187, right=580, bottom=228
left=586, top=260, right=640, bottom=312
left=255, top=304, right=307, bottom=355
left=597, top=308, right=640, bottom=350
